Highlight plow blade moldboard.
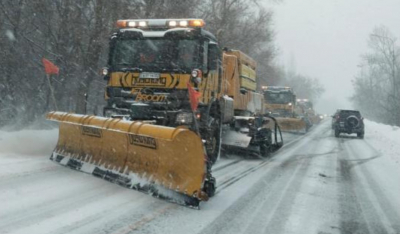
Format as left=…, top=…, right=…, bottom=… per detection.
left=276, top=118, right=307, bottom=134
left=47, top=112, right=209, bottom=206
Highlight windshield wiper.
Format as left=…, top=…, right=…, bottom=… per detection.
left=118, top=67, right=143, bottom=72
left=114, top=63, right=143, bottom=72
left=165, top=62, right=188, bottom=73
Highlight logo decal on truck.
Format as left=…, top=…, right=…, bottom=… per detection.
left=128, top=134, right=157, bottom=149
left=81, top=126, right=102, bottom=138
left=135, top=93, right=167, bottom=102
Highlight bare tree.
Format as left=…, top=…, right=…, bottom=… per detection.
left=0, top=0, right=279, bottom=127
left=352, top=26, right=400, bottom=125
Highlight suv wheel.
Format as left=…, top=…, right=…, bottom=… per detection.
left=357, top=133, right=364, bottom=139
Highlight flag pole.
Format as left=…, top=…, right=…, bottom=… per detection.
left=187, top=83, right=201, bottom=136
left=46, top=74, right=58, bottom=111
left=190, top=97, right=201, bottom=136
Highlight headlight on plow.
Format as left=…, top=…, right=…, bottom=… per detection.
left=176, top=112, right=193, bottom=124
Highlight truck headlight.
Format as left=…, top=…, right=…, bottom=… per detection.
left=191, top=69, right=202, bottom=84
left=102, top=67, right=109, bottom=76
left=176, top=112, right=193, bottom=124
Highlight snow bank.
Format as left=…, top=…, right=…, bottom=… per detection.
left=365, top=120, right=400, bottom=166
left=0, top=129, right=58, bottom=156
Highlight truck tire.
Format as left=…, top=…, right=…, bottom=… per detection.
left=259, top=128, right=273, bottom=158
left=335, top=128, right=340, bottom=137
left=203, top=176, right=216, bottom=198
left=204, top=106, right=222, bottom=165
left=260, top=142, right=271, bottom=158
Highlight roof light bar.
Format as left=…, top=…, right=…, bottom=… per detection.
left=117, top=19, right=205, bottom=29
left=189, top=19, right=204, bottom=27
left=127, top=21, right=136, bottom=27
left=179, top=20, right=188, bottom=27
left=138, top=21, right=147, bottom=27
left=169, top=21, right=177, bottom=27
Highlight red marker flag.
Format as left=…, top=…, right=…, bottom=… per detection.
left=187, top=82, right=202, bottom=111
left=42, top=58, right=59, bottom=75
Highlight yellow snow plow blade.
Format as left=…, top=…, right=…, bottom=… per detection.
left=47, top=112, right=210, bottom=204
left=276, top=118, right=307, bottom=134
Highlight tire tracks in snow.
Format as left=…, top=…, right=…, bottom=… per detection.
left=198, top=123, right=331, bottom=234
left=337, top=138, right=400, bottom=234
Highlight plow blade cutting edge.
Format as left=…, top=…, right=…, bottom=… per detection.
left=47, top=112, right=211, bottom=207
left=276, top=118, right=307, bottom=134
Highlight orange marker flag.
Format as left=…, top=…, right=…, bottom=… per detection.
left=42, top=58, right=59, bottom=75
left=187, top=82, right=201, bottom=111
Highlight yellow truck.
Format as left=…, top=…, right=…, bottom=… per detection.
left=220, top=50, right=283, bottom=157
left=262, top=86, right=308, bottom=133
left=295, top=98, right=319, bottom=128
left=47, top=18, right=283, bottom=207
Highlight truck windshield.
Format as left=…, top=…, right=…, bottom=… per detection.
left=265, top=92, right=292, bottom=104
left=111, top=38, right=201, bottom=72
left=298, top=101, right=313, bottom=109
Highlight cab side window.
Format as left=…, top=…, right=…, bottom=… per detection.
left=208, top=43, right=220, bottom=71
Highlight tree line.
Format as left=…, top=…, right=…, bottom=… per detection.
left=351, top=26, right=400, bottom=126
left=0, top=0, right=324, bottom=127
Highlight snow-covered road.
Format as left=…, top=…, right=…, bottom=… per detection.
left=1, top=120, right=399, bottom=234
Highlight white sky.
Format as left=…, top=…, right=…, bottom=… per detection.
left=265, top=0, right=400, bottom=114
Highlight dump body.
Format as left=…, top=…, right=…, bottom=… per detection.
left=222, top=51, right=263, bottom=115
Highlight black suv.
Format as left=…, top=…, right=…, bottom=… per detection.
left=332, top=110, right=365, bottom=138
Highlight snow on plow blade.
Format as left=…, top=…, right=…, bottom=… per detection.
left=47, top=112, right=209, bottom=206
left=276, top=118, right=307, bottom=134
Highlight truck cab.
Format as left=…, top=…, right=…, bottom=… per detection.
left=262, top=86, right=296, bottom=117
left=103, top=19, right=222, bottom=127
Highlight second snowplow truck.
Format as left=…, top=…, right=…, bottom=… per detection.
left=47, top=18, right=283, bottom=207
left=262, top=86, right=308, bottom=133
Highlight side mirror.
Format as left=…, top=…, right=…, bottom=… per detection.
left=101, top=67, right=110, bottom=81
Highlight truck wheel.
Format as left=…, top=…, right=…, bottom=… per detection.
left=260, top=142, right=271, bottom=158
left=203, top=176, right=216, bottom=198
left=335, top=128, right=340, bottom=137
left=204, top=109, right=222, bottom=165
left=259, top=129, right=273, bottom=158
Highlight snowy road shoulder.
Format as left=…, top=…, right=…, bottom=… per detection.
left=363, top=120, right=400, bottom=166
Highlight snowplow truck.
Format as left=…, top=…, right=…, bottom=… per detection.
left=47, top=18, right=282, bottom=207
left=295, top=98, right=317, bottom=129
left=262, top=86, right=307, bottom=133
